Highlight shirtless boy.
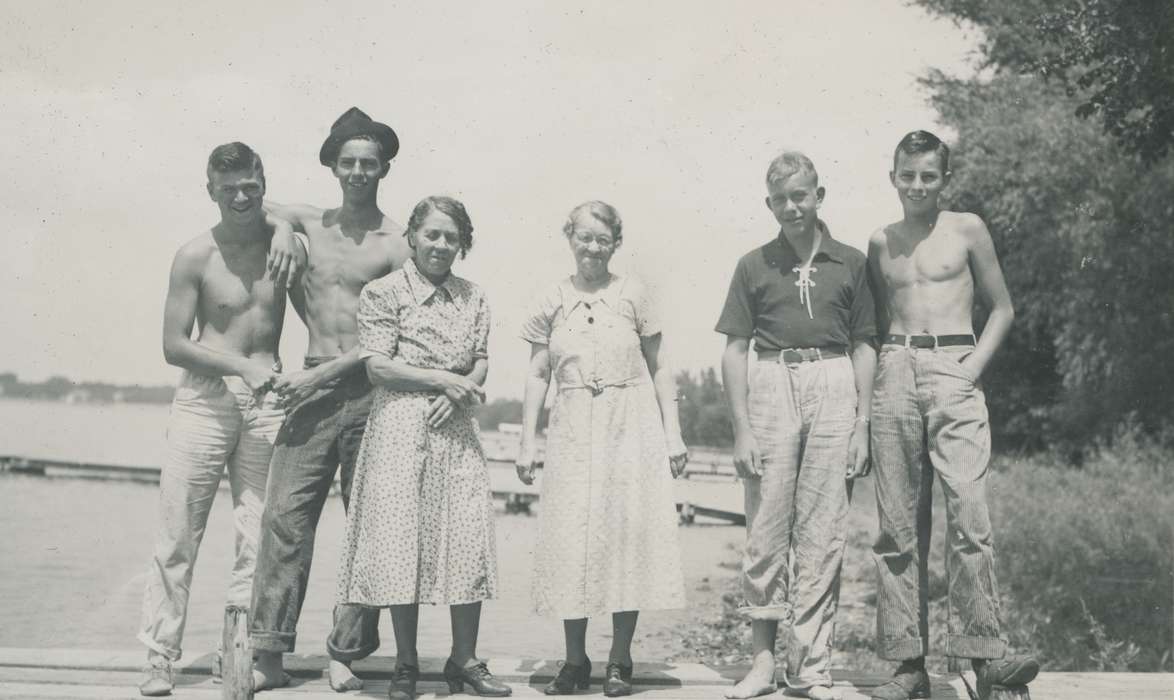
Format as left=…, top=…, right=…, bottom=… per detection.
left=867, top=131, right=1039, bottom=700
left=138, top=142, right=292, bottom=697
left=249, top=107, right=411, bottom=692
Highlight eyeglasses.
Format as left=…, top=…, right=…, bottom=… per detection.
left=571, top=231, right=616, bottom=248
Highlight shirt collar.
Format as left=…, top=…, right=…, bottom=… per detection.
left=773, top=220, right=846, bottom=265
left=405, top=259, right=462, bottom=307
left=560, top=274, right=623, bottom=315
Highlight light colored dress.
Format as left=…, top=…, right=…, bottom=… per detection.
left=521, top=274, right=686, bottom=619
left=336, top=260, right=497, bottom=606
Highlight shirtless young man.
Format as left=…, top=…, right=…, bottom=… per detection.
left=138, top=142, right=297, bottom=697
left=249, top=107, right=411, bottom=692
left=867, top=131, right=1039, bottom=700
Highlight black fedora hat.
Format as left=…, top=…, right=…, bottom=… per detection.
left=319, top=107, right=399, bottom=166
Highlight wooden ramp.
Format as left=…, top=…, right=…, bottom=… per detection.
left=0, top=648, right=1169, bottom=699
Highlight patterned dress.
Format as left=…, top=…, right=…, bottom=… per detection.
left=521, top=274, right=686, bottom=619
left=336, top=260, right=497, bottom=606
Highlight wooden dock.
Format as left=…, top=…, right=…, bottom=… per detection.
left=0, top=648, right=1168, bottom=698
left=1, top=453, right=747, bottom=526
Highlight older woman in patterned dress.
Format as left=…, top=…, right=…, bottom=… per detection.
left=515, top=201, right=689, bottom=697
left=336, top=196, right=510, bottom=700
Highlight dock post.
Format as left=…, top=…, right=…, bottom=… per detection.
left=222, top=605, right=253, bottom=699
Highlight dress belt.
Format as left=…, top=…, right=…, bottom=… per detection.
left=756, top=346, right=846, bottom=364
left=561, top=377, right=648, bottom=396
left=884, top=334, right=975, bottom=348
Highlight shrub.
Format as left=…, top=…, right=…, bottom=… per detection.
left=990, top=437, right=1174, bottom=670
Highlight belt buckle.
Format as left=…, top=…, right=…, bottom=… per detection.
left=587, top=377, right=604, bottom=396
left=909, top=335, right=936, bottom=349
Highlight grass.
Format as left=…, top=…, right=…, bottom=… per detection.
left=669, top=443, right=1174, bottom=673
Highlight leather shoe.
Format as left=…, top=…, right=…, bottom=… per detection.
left=974, top=655, right=1039, bottom=700
left=388, top=662, right=419, bottom=700
left=544, top=658, right=591, bottom=695
left=444, top=658, right=512, bottom=696
left=603, top=662, right=633, bottom=697
left=870, top=661, right=930, bottom=700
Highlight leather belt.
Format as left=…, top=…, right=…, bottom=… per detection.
left=885, top=334, right=976, bottom=348
left=757, top=346, right=846, bottom=363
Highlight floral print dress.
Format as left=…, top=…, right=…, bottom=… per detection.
left=521, top=274, right=686, bottom=619
left=336, top=260, right=497, bottom=606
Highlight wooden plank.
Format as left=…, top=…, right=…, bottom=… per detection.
left=221, top=606, right=252, bottom=699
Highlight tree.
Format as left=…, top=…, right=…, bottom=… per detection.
left=676, top=368, right=734, bottom=447
left=922, top=70, right=1174, bottom=448
left=918, top=0, right=1174, bottom=161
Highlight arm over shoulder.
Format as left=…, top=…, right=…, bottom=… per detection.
left=263, top=201, right=324, bottom=233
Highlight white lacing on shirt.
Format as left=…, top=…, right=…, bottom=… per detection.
left=793, top=264, right=817, bottom=319
left=792, top=225, right=823, bottom=320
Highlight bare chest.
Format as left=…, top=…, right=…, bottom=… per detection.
left=198, top=252, right=279, bottom=319
left=305, top=231, right=395, bottom=292
left=880, top=231, right=970, bottom=289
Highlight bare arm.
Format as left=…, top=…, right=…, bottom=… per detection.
left=867, top=232, right=891, bottom=340
left=272, top=345, right=368, bottom=410
left=964, top=217, right=1015, bottom=378
left=262, top=200, right=323, bottom=233
left=641, top=332, right=688, bottom=476
left=721, top=335, right=760, bottom=478
left=161, top=244, right=275, bottom=390
left=364, top=356, right=486, bottom=403
left=515, top=343, right=552, bottom=484
left=846, top=339, right=877, bottom=479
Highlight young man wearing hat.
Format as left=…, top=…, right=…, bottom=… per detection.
left=139, top=142, right=299, bottom=697
left=716, top=151, right=876, bottom=700
left=867, top=131, right=1038, bottom=700
left=249, top=107, right=411, bottom=691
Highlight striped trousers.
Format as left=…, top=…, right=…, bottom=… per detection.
left=870, top=344, right=1006, bottom=661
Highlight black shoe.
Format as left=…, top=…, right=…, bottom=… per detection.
left=443, top=658, right=512, bottom=697
left=544, top=658, right=591, bottom=695
left=387, top=662, right=419, bottom=700
left=974, top=656, right=1039, bottom=700
left=870, top=661, right=930, bottom=700
left=602, top=662, right=633, bottom=697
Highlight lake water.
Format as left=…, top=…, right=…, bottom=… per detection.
left=0, top=399, right=743, bottom=661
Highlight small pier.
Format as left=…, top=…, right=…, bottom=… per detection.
left=0, top=647, right=1165, bottom=698
left=1, top=452, right=747, bottom=525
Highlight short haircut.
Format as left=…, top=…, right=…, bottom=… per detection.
left=765, top=151, right=819, bottom=188
left=893, top=130, right=950, bottom=172
left=336, top=134, right=386, bottom=164
left=405, top=196, right=475, bottom=258
left=207, top=142, right=264, bottom=183
left=563, top=201, right=623, bottom=246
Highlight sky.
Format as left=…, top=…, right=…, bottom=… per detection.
left=0, top=0, right=980, bottom=401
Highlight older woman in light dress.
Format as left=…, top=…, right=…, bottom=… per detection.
left=516, top=201, right=688, bottom=697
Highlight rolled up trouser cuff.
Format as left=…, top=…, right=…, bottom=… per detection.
left=250, top=630, right=295, bottom=654
left=737, top=604, right=791, bottom=621
left=327, top=638, right=380, bottom=663
left=137, top=631, right=181, bottom=662
left=877, top=636, right=928, bottom=661
left=946, top=634, right=1006, bottom=660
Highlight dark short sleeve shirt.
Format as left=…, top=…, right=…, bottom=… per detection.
left=714, top=223, right=876, bottom=350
